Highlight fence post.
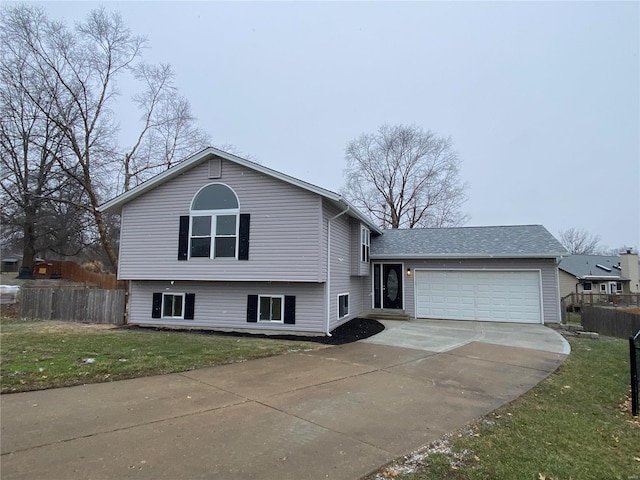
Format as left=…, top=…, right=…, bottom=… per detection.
left=631, top=331, right=640, bottom=417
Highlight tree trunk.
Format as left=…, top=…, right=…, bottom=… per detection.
left=87, top=188, right=118, bottom=273
left=18, top=207, right=36, bottom=279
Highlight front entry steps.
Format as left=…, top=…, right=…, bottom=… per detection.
left=359, top=310, right=412, bottom=321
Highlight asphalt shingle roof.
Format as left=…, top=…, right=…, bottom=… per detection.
left=558, top=255, right=626, bottom=279
left=370, top=225, right=567, bottom=258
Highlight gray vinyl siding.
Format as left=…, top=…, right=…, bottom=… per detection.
left=388, top=257, right=561, bottom=324
left=118, top=159, right=325, bottom=282
left=324, top=202, right=368, bottom=330
left=350, top=220, right=360, bottom=275
left=129, top=280, right=326, bottom=333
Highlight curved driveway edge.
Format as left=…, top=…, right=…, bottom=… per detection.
left=0, top=321, right=568, bottom=480
left=362, top=319, right=571, bottom=355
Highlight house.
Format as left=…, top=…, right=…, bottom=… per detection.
left=558, top=251, right=640, bottom=298
left=100, top=147, right=567, bottom=334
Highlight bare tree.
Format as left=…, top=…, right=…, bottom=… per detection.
left=121, top=69, right=210, bottom=191
left=0, top=5, right=146, bottom=270
left=0, top=15, right=82, bottom=276
left=1, top=5, right=211, bottom=272
left=558, top=228, right=602, bottom=255
left=343, top=124, right=468, bottom=229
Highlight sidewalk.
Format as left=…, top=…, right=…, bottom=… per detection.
left=0, top=322, right=568, bottom=480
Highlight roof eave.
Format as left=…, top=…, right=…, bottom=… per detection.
left=580, top=275, right=625, bottom=280
left=98, top=147, right=382, bottom=234
left=370, top=253, right=566, bottom=260
left=101, top=146, right=346, bottom=214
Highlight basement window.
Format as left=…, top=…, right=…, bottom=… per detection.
left=259, top=295, right=284, bottom=322
left=163, top=293, right=185, bottom=319
left=338, top=293, right=349, bottom=319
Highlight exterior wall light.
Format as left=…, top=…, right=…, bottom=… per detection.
left=406, top=268, right=412, bottom=276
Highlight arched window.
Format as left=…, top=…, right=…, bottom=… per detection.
left=189, top=183, right=240, bottom=258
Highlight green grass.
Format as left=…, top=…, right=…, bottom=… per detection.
left=0, top=317, right=319, bottom=393
left=377, top=337, right=640, bottom=480
left=564, top=311, right=582, bottom=326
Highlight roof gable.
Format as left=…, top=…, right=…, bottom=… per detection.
left=99, top=147, right=382, bottom=234
left=370, top=225, right=567, bottom=259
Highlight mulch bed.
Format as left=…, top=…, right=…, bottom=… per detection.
left=130, top=318, right=385, bottom=345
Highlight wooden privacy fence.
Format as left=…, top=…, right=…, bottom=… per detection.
left=582, top=305, right=640, bottom=339
left=21, top=288, right=126, bottom=324
left=35, top=260, right=126, bottom=290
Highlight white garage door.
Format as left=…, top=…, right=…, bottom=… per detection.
left=415, top=270, right=542, bottom=323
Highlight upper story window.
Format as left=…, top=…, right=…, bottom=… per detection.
left=190, top=183, right=239, bottom=259
left=361, top=226, right=370, bottom=263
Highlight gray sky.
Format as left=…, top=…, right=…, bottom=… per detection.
left=35, top=1, right=640, bottom=250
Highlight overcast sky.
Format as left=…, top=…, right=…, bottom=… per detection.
left=31, top=1, right=640, bottom=250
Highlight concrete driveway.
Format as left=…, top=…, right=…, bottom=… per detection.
left=0, top=320, right=568, bottom=480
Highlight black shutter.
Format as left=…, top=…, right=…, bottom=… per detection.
left=239, top=214, right=250, bottom=260
left=184, top=293, right=195, bottom=320
left=178, top=216, right=190, bottom=261
left=284, top=296, right=296, bottom=324
left=247, top=295, right=258, bottom=322
left=152, top=293, right=162, bottom=318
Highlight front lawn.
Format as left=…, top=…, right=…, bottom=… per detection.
left=372, top=336, right=640, bottom=480
left=0, top=317, right=319, bottom=393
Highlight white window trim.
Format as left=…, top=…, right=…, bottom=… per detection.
left=338, top=292, right=350, bottom=319
left=258, top=294, right=285, bottom=323
left=189, top=182, right=241, bottom=260
left=188, top=209, right=240, bottom=259
left=361, top=226, right=370, bottom=263
left=162, top=292, right=185, bottom=319
left=616, top=282, right=623, bottom=292
left=599, top=283, right=607, bottom=293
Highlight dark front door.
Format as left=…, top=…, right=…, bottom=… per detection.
left=374, top=263, right=403, bottom=309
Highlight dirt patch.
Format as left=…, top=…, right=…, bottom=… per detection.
left=7, top=320, right=119, bottom=334
left=622, top=308, right=640, bottom=315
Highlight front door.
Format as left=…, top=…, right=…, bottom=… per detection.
left=373, top=263, right=403, bottom=309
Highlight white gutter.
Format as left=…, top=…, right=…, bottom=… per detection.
left=370, top=253, right=568, bottom=260
left=325, top=204, right=350, bottom=336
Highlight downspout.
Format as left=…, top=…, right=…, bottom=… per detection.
left=326, top=204, right=350, bottom=336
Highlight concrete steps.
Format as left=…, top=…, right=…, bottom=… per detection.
left=359, top=310, right=412, bottom=321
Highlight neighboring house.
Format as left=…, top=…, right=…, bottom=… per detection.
left=558, top=252, right=640, bottom=298
left=100, top=147, right=567, bottom=334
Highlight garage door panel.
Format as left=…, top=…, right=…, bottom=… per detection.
left=415, top=270, right=542, bottom=324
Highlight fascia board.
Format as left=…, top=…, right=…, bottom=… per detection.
left=98, top=147, right=381, bottom=234
left=581, top=275, right=624, bottom=280
left=98, top=147, right=341, bottom=213
left=370, top=253, right=567, bottom=260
